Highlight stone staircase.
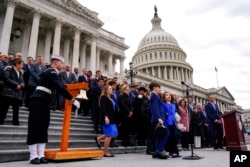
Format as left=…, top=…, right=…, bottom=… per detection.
left=0, top=107, right=145, bottom=162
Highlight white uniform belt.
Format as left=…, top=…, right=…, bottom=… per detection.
left=36, top=86, right=51, bottom=95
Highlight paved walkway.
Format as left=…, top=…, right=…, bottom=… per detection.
left=0, top=148, right=230, bottom=167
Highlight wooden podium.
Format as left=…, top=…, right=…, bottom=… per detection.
left=45, top=83, right=104, bottom=160
left=222, top=110, right=247, bottom=151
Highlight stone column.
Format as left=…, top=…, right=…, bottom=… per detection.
left=120, top=57, right=124, bottom=77
left=96, top=47, right=100, bottom=70
left=170, top=66, right=173, bottom=80
left=108, top=52, right=113, bottom=75
left=0, top=0, right=16, bottom=53
left=152, top=67, right=155, bottom=76
left=52, top=19, right=63, bottom=55
left=79, top=43, right=86, bottom=71
left=164, top=66, right=167, bottom=80
left=28, top=10, right=42, bottom=59
left=21, top=23, right=31, bottom=60
left=190, top=71, right=193, bottom=84
left=146, top=67, right=149, bottom=75
left=158, top=66, right=161, bottom=78
left=176, top=67, right=179, bottom=81
left=43, top=29, right=52, bottom=64
left=72, top=27, right=81, bottom=69
left=63, top=38, right=70, bottom=65
left=181, top=68, right=184, bottom=81
left=185, top=69, right=188, bottom=82
left=90, top=35, right=97, bottom=73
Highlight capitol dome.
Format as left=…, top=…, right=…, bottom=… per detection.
left=138, top=8, right=179, bottom=50
left=132, top=6, right=193, bottom=84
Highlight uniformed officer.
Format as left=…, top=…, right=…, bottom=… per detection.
left=26, top=55, right=80, bottom=164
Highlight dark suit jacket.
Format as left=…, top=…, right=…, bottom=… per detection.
left=59, top=71, right=77, bottom=84
left=23, top=63, right=31, bottom=85
left=28, top=64, right=46, bottom=86
left=205, top=102, right=220, bottom=124
left=99, top=95, right=116, bottom=124
left=118, top=93, right=133, bottom=117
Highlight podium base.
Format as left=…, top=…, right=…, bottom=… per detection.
left=45, top=149, right=104, bottom=160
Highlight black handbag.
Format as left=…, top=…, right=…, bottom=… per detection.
left=154, top=123, right=167, bottom=138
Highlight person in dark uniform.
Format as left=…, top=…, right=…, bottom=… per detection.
left=26, top=55, right=80, bottom=164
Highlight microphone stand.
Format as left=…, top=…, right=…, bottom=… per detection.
left=181, top=82, right=203, bottom=160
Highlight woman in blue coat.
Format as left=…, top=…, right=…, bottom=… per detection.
left=163, top=92, right=180, bottom=157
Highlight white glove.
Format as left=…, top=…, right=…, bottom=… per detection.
left=73, top=99, right=80, bottom=109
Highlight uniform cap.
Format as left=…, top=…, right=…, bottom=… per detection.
left=51, top=54, right=64, bottom=62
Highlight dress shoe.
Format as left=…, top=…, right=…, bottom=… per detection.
left=169, top=153, right=181, bottom=158
left=152, top=151, right=168, bottom=159
left=95, top=137, right=101, bottom=149
left=40, top=157, right=48, bottom=164
left=30, top=157, right=40, bottom=164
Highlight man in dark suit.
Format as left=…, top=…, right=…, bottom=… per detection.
left=199, top=104, right=209, bottom=148
left=27, top=56, right=47, bottom=97
left=205, top=95, right=223, bottom=150
left=58, top=65, right=77, bottom=110
left=77, top=68, right=91, bottom=116
left=91, top=78, right=104, bottom=133
left=23, top=56, right=34, bottom=107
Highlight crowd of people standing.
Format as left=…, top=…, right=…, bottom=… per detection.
left=0, top=52, right=225, bottom=163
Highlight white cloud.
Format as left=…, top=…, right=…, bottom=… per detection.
left=78, top=0, right=250, bottom=109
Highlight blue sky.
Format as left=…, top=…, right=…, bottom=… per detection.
left=78, top=0, right=250, bottom=109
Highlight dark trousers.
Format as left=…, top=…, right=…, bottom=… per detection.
left=0, top=96, right=21, bottom=124
left=209, top=123, right=223, bottom=149
left=27, top=97, right=50, bottom=145
left=201, top=125, right=209, bottom=147
left=167, top=125, right=179, bottom=155
left=78, top=100, right=90, bottom=115
left=91, top=102, right=100, bottom=132
left=120, top=116, right=133, bottom=145
left=146, top=123, right=155, bottom=153
left=181, top=132, right=190, bottom=149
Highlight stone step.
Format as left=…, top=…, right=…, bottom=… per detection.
left=0, top=125, right=95, bottom=134
left=0, top=131, right=97, bottom=140
left=6, top=109, right=92, bottom=123
left=3, top=117, right=93, bottom=128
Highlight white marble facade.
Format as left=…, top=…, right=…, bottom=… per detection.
left=0, top=0, right=128, bottom=77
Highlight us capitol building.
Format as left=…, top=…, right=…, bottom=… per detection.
left=131, top=7, right=242, bottom=112
left=0, top=0, right=242, bottom=112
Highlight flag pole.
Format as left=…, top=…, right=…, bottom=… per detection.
left=215, top=66, right=219, bottom=88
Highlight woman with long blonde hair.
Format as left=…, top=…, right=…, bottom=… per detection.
left=95, top=85, right=118, bottom=157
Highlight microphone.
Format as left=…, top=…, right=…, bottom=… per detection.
left=181, top=81, right=191, bottom=88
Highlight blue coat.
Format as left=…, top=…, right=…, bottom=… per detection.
left=163, top=102, right=176, bottom=126
left=150, top=92, right=166, bottom=124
